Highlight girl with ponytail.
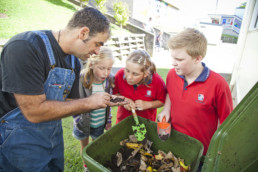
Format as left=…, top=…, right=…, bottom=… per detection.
left=113, top=49, right=167, bottom=123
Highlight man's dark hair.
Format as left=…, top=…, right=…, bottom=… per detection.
left=67, top=7, right=110, bottom=37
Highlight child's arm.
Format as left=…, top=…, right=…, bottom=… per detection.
left=134, top=100, right=164, bottom=111
left=217, top=85, right=233, bottom=125
left=157, top=94, right=171, bottom=122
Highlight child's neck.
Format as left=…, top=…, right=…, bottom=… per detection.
left=185, top=64, right=204, bottom=85
left=92, top=78, right=105, bottom=84
left=93, top=81, right=104, bottom=84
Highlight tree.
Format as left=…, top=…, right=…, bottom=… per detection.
left=94, top=0, right=107, bottom=14
left=79, top=0, right=89, bottom=8
left=239, top=2, right=246, bottom=8
left=113, top=1, right=129, bottom=29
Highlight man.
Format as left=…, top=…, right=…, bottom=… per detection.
left=144, top=17, right=155, bottom=33
left=0, top=7, right=125, bottom=171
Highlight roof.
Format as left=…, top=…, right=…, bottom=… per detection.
left=162, top=0, right=180, bottom=10
left=208, top=14, right=242, bottom=20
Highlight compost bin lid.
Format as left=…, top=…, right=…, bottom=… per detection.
left=202, top=82, right=258, bottom=172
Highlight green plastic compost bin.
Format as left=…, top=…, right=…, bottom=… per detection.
left=83, top=116, right=204, bottom=172
left=202, top=82, right=258, bottom=172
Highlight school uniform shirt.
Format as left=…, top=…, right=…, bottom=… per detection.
left=113, top=68, right=167, bottom=123
left=166, top=63, right=233, bottom=155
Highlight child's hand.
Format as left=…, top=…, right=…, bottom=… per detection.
left=157, top=112, right=170, bottom=122
left=134, top=100, right=150, bottom=111
left=105, top=123, right=112, bottom=130
left=123, top=98, right=135, bottom=111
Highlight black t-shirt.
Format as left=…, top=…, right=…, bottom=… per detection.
left=0, top=30, right=81, bottom=118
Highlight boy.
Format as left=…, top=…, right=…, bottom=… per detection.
left=158, top=28, right=233, bottom=162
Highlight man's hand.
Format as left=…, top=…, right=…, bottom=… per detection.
left=108, top=95, right=128, bottom=107
left=87, top=92, right=112, bottom=109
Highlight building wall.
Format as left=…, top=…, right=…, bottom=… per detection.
left=234, top=8, right=245, bottom=19
left=198, top=23, right=223, bottom=45
left=235, top=30, right=258, bottom=102
left=230, top=0, right=258, bottom=106
left=221, top=16, right=234, bottom=25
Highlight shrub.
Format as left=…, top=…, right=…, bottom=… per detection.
left=113, top=1, right=129, bottom=29
left=79, top=0, right=89, bottom=8
left=94, top=0, right=107, bottom=14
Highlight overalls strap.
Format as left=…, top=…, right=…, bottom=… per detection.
left=71, top=55, right=75, bottom=69
left=33, top=31, right=75, bottom=70
left=33, top=31, right=56, bottom=67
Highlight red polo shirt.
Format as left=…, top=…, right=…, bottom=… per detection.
left=113, top=68, right=166, bottom=123
left=166, top=64, right=233, bottom=155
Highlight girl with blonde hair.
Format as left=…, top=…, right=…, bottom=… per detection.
left=73, top=46, right=121, bottom=171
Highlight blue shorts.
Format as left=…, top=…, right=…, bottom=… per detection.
left=73, top=125, right=105, bottom=140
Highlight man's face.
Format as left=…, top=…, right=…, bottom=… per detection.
left=76, top=32, right=109, bottom=61
left=170, top=48, right=197, bottom=76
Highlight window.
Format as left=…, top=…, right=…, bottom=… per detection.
left=249, top=0, right=258, bottom=30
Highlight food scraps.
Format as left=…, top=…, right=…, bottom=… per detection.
left=105, top=135, right=190, bottom=172
left=110, top=97, right=125, bottom=103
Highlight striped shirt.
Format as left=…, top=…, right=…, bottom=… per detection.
left=90, top=82, right=106, bottom=128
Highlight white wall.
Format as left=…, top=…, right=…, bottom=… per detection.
left=236, top=31, right=258, bottom=101
left=230, top=0, right=258, bottom=106
left=235, top=8, right=245, bottom=18
left=198, top=23, right=223, bottom=45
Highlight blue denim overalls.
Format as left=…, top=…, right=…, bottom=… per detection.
left=0, top=31, right=75, bottom=172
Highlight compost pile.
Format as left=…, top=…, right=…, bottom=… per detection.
left=105, top=135, right=190, bottom=172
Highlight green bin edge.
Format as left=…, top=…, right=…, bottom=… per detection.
left=83, top=116, right=204, bottom=172
left=202, top=82, right=258, bottom=171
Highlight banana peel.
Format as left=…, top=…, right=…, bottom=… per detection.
left=125, top=142, right=142, bottom=149
left=179, top=160, right=189, bottom=170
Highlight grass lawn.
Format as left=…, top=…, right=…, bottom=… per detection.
left=0, top=0, right=78, bottom=39
left=1, top=0, right=169, bottom=171
left=0, top=0, right=130, bottom=40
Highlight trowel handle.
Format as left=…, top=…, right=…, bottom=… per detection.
left=131, top=109, right=139, bottom=125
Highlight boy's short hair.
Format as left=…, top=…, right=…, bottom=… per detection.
left=167, top=28, right=207, bottom=58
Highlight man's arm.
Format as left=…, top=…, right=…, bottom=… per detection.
left=14, top=92, right=116, bottom=123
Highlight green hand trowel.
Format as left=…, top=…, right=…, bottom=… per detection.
left=131, top=109, right=147, bottom=142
